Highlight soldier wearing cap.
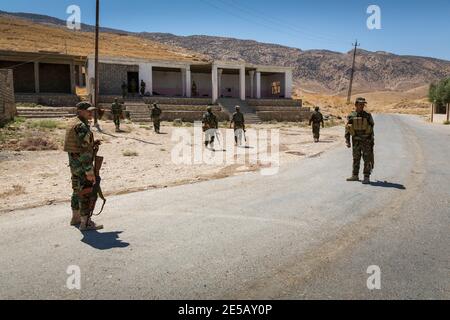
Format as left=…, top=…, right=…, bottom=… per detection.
left=64, top=102, right=103, bottom=231
left=345, top=97, right=375, bottom=185
left=111, top=98, right=124, bottom=132
left=230, top=105, right=245, bottom=146
left=202, top=106, right=219, bottom=149
left=150, top=103, right=162, bottom=134
left=309, top=106, right=324, bottom=143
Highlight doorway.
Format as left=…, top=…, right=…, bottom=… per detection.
left=127, top=72, right=139, bottom=94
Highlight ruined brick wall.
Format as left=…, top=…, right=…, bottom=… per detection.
left=0, top=69, right=16, bottom=124
left=99, top=63, right=139, bottom=95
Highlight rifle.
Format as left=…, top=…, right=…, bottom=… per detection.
left=79, top=141, right=107, bottom=220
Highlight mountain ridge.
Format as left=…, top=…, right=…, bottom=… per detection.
left=1, top=10, right=450, bottom=94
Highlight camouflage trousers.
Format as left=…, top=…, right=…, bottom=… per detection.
left=69, top=155, right=92, bottom=217
left=152, top=117, right=161, bottom=133
left=352, top=137, right=374, bottom=177
left=312, top=123, right=321, bottom=140
left=113, top=114, right=121, bottom=128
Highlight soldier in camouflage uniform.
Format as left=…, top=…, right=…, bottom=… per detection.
left=64, top=102, right=103, bottom=231
left=202, top=106, right=219, bottom=149
left=111, top=98, right=124, bottom=132
left=230, top=105, right=245, bottom=146
left=150, top=103, right=162, bottom=134
left=345, top=97, right=375, bottom=185
left=309, top=106, right=325, bottom=143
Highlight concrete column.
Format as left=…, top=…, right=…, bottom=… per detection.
left=284, top=70, right=293, bottom=99
left=186, top=68, right=192, bottom=98
left=87, top=58, right=95, bottom=100
left=34, top=62, right=40, bottom=94
left=239, top=67, right=246, bottom=101
left=249, top=71, right=255, bottom=98
left=70, top=62, right=76, bottom=94
left=256, top=72, right=261, bottom=99
left=181, top=69, right=186, bottom=97
left=218, top=68, right=223, bottom=98
left=139, top=63, right=153, bottom=96
left=212, top=65, right=218, bottom=103
left=77, top=65, right=84, bottom=87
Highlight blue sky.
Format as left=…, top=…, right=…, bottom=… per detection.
left=2, top=0, right=450, bottom=60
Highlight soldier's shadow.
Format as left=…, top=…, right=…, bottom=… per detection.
left=370, top=181, right=406, bottom=190
left=80, top=231, right=130, bottom=250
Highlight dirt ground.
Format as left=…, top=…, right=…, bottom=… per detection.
left=0, top=119, right=344, bottom=213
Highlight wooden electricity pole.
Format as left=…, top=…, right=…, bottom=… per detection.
left=347, top=40, right=360, bottom=104
left=94, top=0, right=100, bottom=128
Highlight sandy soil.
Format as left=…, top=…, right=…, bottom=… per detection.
left=0, top=119, right=344, bottom=213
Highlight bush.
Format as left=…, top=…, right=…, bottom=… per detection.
left=123, top=150, right=139, bottom=157
left=19, top=136, right=59, bottom=151
left=444, top=120, right=450, bottom=125
left=27, top=120, right=59, bottom=130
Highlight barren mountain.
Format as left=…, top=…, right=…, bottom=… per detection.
left=1, top=10, right=450, bottom=95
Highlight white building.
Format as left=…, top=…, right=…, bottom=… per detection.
left=87, top=55, right=293, bottom=103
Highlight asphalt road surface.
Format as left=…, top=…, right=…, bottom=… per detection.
left=0, top=114, right=449, bottom=300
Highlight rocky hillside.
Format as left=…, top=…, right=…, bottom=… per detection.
left=2, top=10, right=450, bottom=94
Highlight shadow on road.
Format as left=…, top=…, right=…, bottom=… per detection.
left=370, top=181, right=406, bottom=190
left=81, top=231, right=130, bottom=250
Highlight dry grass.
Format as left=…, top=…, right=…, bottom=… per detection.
left=19, top=135, right=59, bottom=151
left=0, top=184, right=25, bottom=199
left=0, top=15, right=209, bottom=63
left=123, top=150, right=139, bottom=157
left=295, top=85, right=431, bottom=116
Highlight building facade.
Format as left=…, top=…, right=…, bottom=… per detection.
left=87, top=55, right=293, bottom=103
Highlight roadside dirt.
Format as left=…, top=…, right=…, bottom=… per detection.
left=0, top=119, right=344, bottom=213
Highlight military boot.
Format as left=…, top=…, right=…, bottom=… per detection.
left=70, top=209, right=81, bottom=226
left=346, top=175, right=359, bottom=182
left=362, top=176, right=371, bottom=185
left=79, top=216, right=103, bottom=231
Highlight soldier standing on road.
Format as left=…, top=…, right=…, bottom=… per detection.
left=150, top=103, right=162, bottom=134
left=230, top=105, right=245, bottom=146
left=140, top=80, right=146, bottom=97
left=111, top=98, right=124, bottom=133
left=345, top=97, right=375, bottom=185
left=202, top=106, right=219, bottom=150
left=121, top=81, right=128, bottom=99
left=64, top=102, right=104, bottom=231
left=309, top=106, right=325, bottom=143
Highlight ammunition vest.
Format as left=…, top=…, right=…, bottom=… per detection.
left=64, top=117, right=94, bottom=154
left=347, top=117, right=373, bottom=137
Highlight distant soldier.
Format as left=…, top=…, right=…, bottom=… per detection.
left=309, top=106, right=324, bottom=143
left=140, top=80, right=146, bottom=96
left=111, top=98, right=124, bottom=132
left=150, top=103, right=162, bottom=134
left=230, top=105, right=245, bottom=146
left=202, top=106, right=219, bottom=149
left=121, top=81, right=128, bottom=99
left=192, top=81, right=198, bottom=97
left=345, top=97, right=375, bottom=185
left=64, top=102, right=103, bottom=231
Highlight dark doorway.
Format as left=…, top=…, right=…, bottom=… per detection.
left=127, top=72, right=139, bottom=95
left=39, top=63, right=71, bottom=93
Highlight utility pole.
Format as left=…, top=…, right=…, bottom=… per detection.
left=347, top=40, right=360, bottom=104
left=94, top=0, right=100, bottom=128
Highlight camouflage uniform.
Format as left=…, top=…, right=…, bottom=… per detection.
left=345, top=110, right=375, bottom=179
left=202, top=109, right=218, bottom=147
left=309, top=110, right=324, bottom=142
left=150, top=104, right=162, bottom=133
left=231, top=110, right=245, bottom=145
left=64, top=116, right=95, bottom=218
left=140, top=80, right=146, bottom=96
left=111, top=101, right=123, bottom=131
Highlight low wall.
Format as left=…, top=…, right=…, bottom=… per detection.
left=15, top=94, right=80, bottom=107
left=99, top=95, right=213, bottom=105
left=0, top=69, right=16, bottom=125
left=256, top=111, right=312, bottom=122
left=247, top=99, right=302, bottom=107
left=160, top=111, right=229, bottom=122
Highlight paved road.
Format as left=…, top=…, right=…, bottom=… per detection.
left=0, top=114, right=448, bottom=299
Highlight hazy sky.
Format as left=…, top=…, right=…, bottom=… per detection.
left=2, top=0, right=450, bottom=60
